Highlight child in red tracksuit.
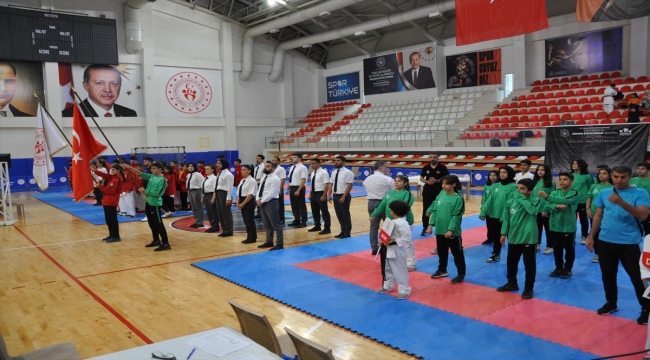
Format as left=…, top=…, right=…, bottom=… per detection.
left=94, top=164, right=124, bottom=242
left=162, top=165, right=177, bottom=217
left=178, top=163, right=189, bottom=210
left=119, top=169, right=136, bottom=217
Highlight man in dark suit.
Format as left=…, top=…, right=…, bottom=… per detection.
left=62, top=64, right=137, bottom=117
left=403, top=52, right=436, bottom=89
left=0, top=63, right=34, bottom=117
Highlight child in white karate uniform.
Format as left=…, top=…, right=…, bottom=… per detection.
left=377, top=200, right=413, bottom=300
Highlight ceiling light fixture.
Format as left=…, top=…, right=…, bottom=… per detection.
left=269, top=28, right=279, bottom=33
left=429, top=11, right=441, bottom=17
left=319, top=11, right=330, bottom=16
left=302, top=44, right=312, bottom=48
left=354, top=31, right=366, bottom=36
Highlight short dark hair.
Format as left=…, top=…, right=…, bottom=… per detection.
left=336, top=155, right=346, bottom=162
left=311, top=158, right=321, bottom=163
left=242, top=164, right=253, bottom=172
left=637, top=162, right=650, bottom=171
left=389, top=200, right=410, bottom=217
left=612, top=165, right=632, bottom=175
left=558, top=171, right=574, bottom=180
left=395, top=174, right=409, bottom=185
left=429, top=152, right=439, bottom=156
left=596, top=164, right=609, bottom=169
left=130, top=155, right=138, bottom=160
left=234, top=158, right=242, bottom=164
left=517, top=178, right=535, bottom=191
left=218, top=159, right=230, bottom=169
left=143, top=156, right=153, bottom=162
left=257, top=154, right=265, bottom=160
left=150, top=162, right=163, bottom=169
left=83, top=64, right=121, bottom=84
left=198, top=160, right=205, bottom=164
left=273, top=156, right=282, bottom=162
left=441, top=175, right=462, bottom=192
left=266, top=160, right=277, bottom=169
left=374, top=160, right=387, bottom=170
left=292, top=154, right=302, bottom=159
left=520, top=159, right=532, bottom=166
left=409, top=52, right=420, bottom=61
left=0, top=63, right=17, bottom=76
left=170, top=160, right=177, bottom=164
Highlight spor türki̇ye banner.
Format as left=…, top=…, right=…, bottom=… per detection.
left=577, top=0, right=650, bottom=22
left=363, top=46, right=436, bottom=95
left=545, top=27, right=622, bottom=78
left=446, top=49, right=501, bottom=89
left=545, top=124, right=649, bottom=173
left=326, top=72, right=360, bottom=103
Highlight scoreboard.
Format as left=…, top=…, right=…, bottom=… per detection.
left=0, top=6, right=118, bottom=64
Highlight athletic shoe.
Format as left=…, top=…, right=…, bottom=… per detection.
left=407, top=266, right=415, bottom=272
left=431, top=270, right=448, bottom=279
left=481, top=239, right=493, bottom=245
left=496, top=283, right=519, bottom=292
left=308, top=226, right=322, bottom=232
left=542, top=247, right=553, bottom=255
left=376, top=287, right=391, bottom=294
left=597, top=303, right=619, bottom=315
left=161, top=213, right=170, bottom=218
left=318, top=228, right=331, bottom=235
left=486, top=255, right=500, bottom=263
left=154, top=244, right=171, bottom=251
left=106, top=237, right=121, bottom=243
left=559, top=270, right=573, bottom=279
left=637, top=309, right=649, bottom=325
left=451, top=275, right=465, bottom=284
left=242, top=239, right=257, bottom=244
left=549, top=269, right=563, bottom=277
left=431, top=248, right=438, bottom=255
left=102, top=236, right=112, bottom=241
left=580, top=237, right=587, bottom=245
left=536, top=244, right=541, bottom=252
left=145, top=241, right=161, bottom=248
left=591, top=255, right=599, bottom=263
left=521, top=289, right=534, bottom=300
left=140, top=217, right=148, bottom=222
left=396, top=293, right=409, bottom=300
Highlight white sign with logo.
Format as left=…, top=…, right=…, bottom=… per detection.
left=155, top=66, right=224, bottom=118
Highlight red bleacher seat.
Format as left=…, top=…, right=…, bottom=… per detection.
left=527, top=95, right=535, bottom=100
left=530, top=122, right=540, bottom=127
left=551, top=78, right=559, bottom=84
left=570, top=83, right=579, bottom=89
left=561, top=114, right=571, bottom=120
left=532, top=87, right=541, bottom=93
left=528, top=115, right=539, bottom=122
left=579, top=75, right=589, bottom=81
left=541, top=121, right=551, bottom=127
left=588, top=74, right=598, bottom=80
left=587, top=119, right=599, bottom=125
left=536, top=93, right=545, bottom=99
left=613, top=79, right=623, bottom=85
left=481, top=132, right=491, bottom=139
left=638, top=76, right=648, bottom=82
left=560, top=77, right=569, bottom=83
left=575, top=120, right=586, bottom=125
left=541, top=85, right=550, bottom=92
left=551, top=85, right=559, bottom=91
left=643, top=117, right=650, bottom=123
left=623, top=77, right=635, bottom=84
left=633, top=84, right=644, bottom=92
left=575, top=90, right=585, bottom=96
left=528, top=101, right=537, bottom=107
left=584, top=113, right=595, bottom=120
left=569, top=105, right=580, bottom=112
left=600, top=73, right=610, bottom=79
left=518, top=95, right=527, bottom=101
left=620, top=85, right=631, bottom=92
left=559, top=84, right=569, bottom=90
left=581, top=104, right=592, bottom=111
left=500, top=103, right=509, bottom=109
left=544, top=92, right=553, bottom=99
left=602, top=79, right=611, bottom=86
left=593, top=104, right=603, bottom=110
left=646, top=84, right=650, bottom=90
left=595, top=111, right=607, bottom=119
left=542, top=79, right=551, bottom=85
left=609, top=110, right=621, bottom=118
left=615, top=118, right=626, bottom=124
left=567, top=98, right=577, bottom=105
left=586, top=89, right=596, bottom=95
left=572, top=114, right=583, bottom=120
left=532, top=80, right=542, bottom=86
left=569, top=76, right=579, bottom=82
left=590, top=80, right=600, bottom=87
left=589, top=96, right=599, bottom=103
left=600, top=119, right=612, bottom=124
left=537, top=100, right=547, bottom=106
left=557, top=99, right=567, bottom=105
left=550, top=114, right=560, bottom=121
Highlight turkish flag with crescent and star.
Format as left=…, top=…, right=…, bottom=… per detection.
left=71, top=102, right=107, bottom=202
left=455, top=0, right=549, bottom=46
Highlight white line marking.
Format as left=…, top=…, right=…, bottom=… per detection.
left=304, top=320, right=324, bottom=336
left=1, top=232, right=151, bottom=251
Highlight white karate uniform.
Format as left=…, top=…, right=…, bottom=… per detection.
left=407, top=225, right=416, bottom=269
left=383, top=217, right=412, bottom=296
left=135, top=192, right=146, bottom=212
left=603, top=86, right=617, bottom=114
left=119, top=191, right=136, bottom=216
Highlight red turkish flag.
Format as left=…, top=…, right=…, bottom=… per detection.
left=455, top=0, right=549, bottom=46
left=71, top=102, right=107, bottom=202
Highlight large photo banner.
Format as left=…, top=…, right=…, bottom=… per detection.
left=155, top=66, right=223, bottom=118
left=363, top=46, right=436, bottom=95
left=60, top=63, right=143, bottom=117
left=545, top=124, right=649, bottom=172
left=545, top=27, right=622, bottom=78
left=326, top=72, right=360, bottom=103
left=446, top=49, right=501, bottom=89
left=0, top=60, right=45, bottom=117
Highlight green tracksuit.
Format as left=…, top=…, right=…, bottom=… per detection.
left=501, top=192, right=540, bottom=245
left=533, top=179, right=555, bottom=212
left=140, top=172, right=167, bottom=206
left=544, top=188, right=579, bottom=233
left=572, top=173, right=594, bottom=204
left=371, top=189, right=416, bottom=225
left=479, top=182, right=517, bottom=220
left=481, top=183, right=494, bottom=209
left=630, top=176, right=650, bottom=196
left=587, top=183, right=613, bottom=214
left=427, top=192, right=465, bottom=236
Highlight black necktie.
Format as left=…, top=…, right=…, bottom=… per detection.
left=215, top=172, right=221, bottom=189
left=312, top=170, right=317, bottom=190
left=258, top=175, right=267, bottom=198
left=239, top=179, right=245, bottom=197
left=188, top=173, right=193, bottom=189
left=202, top=178, right=207, bottom=193
left=334, top=169, right=340, bottom=193
left=289, top=166, right=295, bottom=183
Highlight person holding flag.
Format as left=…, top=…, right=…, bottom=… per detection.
left=33, top=103, right=68, bottom=191
left=70, top=102, right=107, bottom=202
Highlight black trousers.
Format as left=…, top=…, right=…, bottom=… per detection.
left=506, top=243, right=536, bottom=290
left=162, top=195, right=175, bottom=212
left=436, top=235, right=466, bottom=276
left=589, top=218, right=600, bottom=255
left=550, top=231, right=575, bottom=271
left=279, top=189, right=285, bottom=221
left=145, top=203, right=168, bottom=245
left=333, top=194, right=352, bottom=235
left=310, top=191, right=331, bottom=228
left=93, top=187, right=103, bottom=204
left=536, top=213, right=551, bottom=246
left=487, top=217, right=502, bottom=255
left=240, top=196, right=257, bottom=241
left=103, top=205, right=119, bottom=238
left=642, top=215, right=650, bottom=237
left=422, top=189, right=441, bottom=226
left=179, top=191, right=188, bottom=209
left=576, top=203, right=589, bottom=238
left=289, top=186, right=308, bottom=224
left=597, top=239, right=650, bottom=309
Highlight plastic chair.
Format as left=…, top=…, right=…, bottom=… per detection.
left=228, top=300, right=297, bottom=358
left=284, top=327, right=335, bottom=360
left=0, top=334, right=81, bottom=360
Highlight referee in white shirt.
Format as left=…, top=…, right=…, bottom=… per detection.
left=363, top=161, right=395, bottom=254
left=272, top=156, right=287, bottom=224
left=329, top=156, right=355, bottom=238
left=253, top=154, right=265, bottom=218
left=215, top=159, right=235, bottom=237
left=186, top=163, right=206, bottom=228
left=237, top=165, right=258, bottom=244
left=287, top=154, right=309, bottom=228
left=257, top=162, right=284, bottom=251
left=308, top=158, right=331, bottom=234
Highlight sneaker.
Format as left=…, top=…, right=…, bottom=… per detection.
left=106, top=237, right=121, bottom=243
left=431, top=270, right=448, bottom=279
left=521, top=289, right=534, bottom=300
left=591, top=255, right=599, bottom=263
left=407, top=266, right=415, bottom=272
left=145, top=241, right=161, bottom=248
left=486, top=255, right=500, bottom=263
left=597, top=302, right=619, bottom=315
left=580, top=237, right=587, bottom=245
left=451, top=275, right=465, bottom=284
left=481, top=239, right=493, bottom=245
left=637, top=309, right=649, bottom=325
left=140, top=217, right=148, bottom=222
left=431, top=248, right=438, bottom=255
left=161, top=212, right=171, bottom=218
left=542, top=247, right=554, bottom=255
left=536, top=244, right=541, bottom=252
left=559, top=270, right=573, bottom=279
left=396, top=293, right=409, bottom=300
left=496, top=283, right=519, bottom=292
left=549, top=269, right=563, bottom=277
left=376, top=287, right=391, bottom=294
left=154, top=244, right=171, bottom=251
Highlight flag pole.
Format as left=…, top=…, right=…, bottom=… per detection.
left=70, top=87, right=121, bottom=158
left=33, top=93, right=72, bottom=147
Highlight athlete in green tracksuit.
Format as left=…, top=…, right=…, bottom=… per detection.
left=572, top=159, right=594, bottom=242
left=480, top=166, right=517, bottom=262
left=498, top=178, right=540, bottom=299
left=630, top=162, right=650, bottom=236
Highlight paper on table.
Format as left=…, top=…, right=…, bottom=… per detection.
left=229, top=354, right=262, bottom=360
left=187, top=330, right=251, bottom=357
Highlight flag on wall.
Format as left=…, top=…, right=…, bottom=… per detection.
left=455, top=0, right=549, bottom=46
left=59, top=63, right=75, bottom=111
left=33, top=104, right=67, bottom=191
left=577, top=0, right=650, bottom=22
left=71, top=103, right=107, bottom=202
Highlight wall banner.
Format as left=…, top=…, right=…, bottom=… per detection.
left=445, top=49, right=501, bottom=89
left=326, top=72, right=360, bottom=103
left=155, top=66, right=223, bottom=118
left=363, top=46, right=436, bottom=95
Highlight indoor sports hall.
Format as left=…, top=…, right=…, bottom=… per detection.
left=1, top=0, right=650, bottom=359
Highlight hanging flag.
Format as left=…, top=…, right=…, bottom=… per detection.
left=71, top=102, right=107, bottom=202
left=33, top=104, right=68, bottom=191
left=455, top=0, right=549, bottom=46
left=59, top=63, right=75, bottom=111
left=577, top=0, right=650, bottom=22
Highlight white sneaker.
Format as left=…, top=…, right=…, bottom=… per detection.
left=161, top=212, right=172, bottom=218
left=140, top=217, right=148, bottom=222
left=536, top=244, right=540, bottom=252
left=542, top=247, right=553, bottom=255
left=580, top=237, right=587, bottom=245
left=431, top=248, right=438, bottom=255
left=592, top=255, right=599, bottom=263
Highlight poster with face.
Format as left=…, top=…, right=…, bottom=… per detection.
left=363, top=46, right=436, bottom=95
left=60, top=63, right=143, bottom=117
left=445, top=49, right=501, bottom=88
left=0, top=60, right=44, bottom=117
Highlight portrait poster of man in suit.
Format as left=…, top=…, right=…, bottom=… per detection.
left=401, top=51, right=436, bottom=90
left=62, top=64, right=142, bottom=117
left=0, top=61, right=45, bottom=118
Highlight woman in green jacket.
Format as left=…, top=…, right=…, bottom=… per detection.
left=571, top=159, right=594, bottom=244
left=481, top=170, right=500, bottom=245
left=533, top=164, right=555, bottom=254
left=480, top=166, right=517, bottom=263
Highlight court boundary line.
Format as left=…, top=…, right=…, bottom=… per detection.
left=1, top=232, right=151, bottom=251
